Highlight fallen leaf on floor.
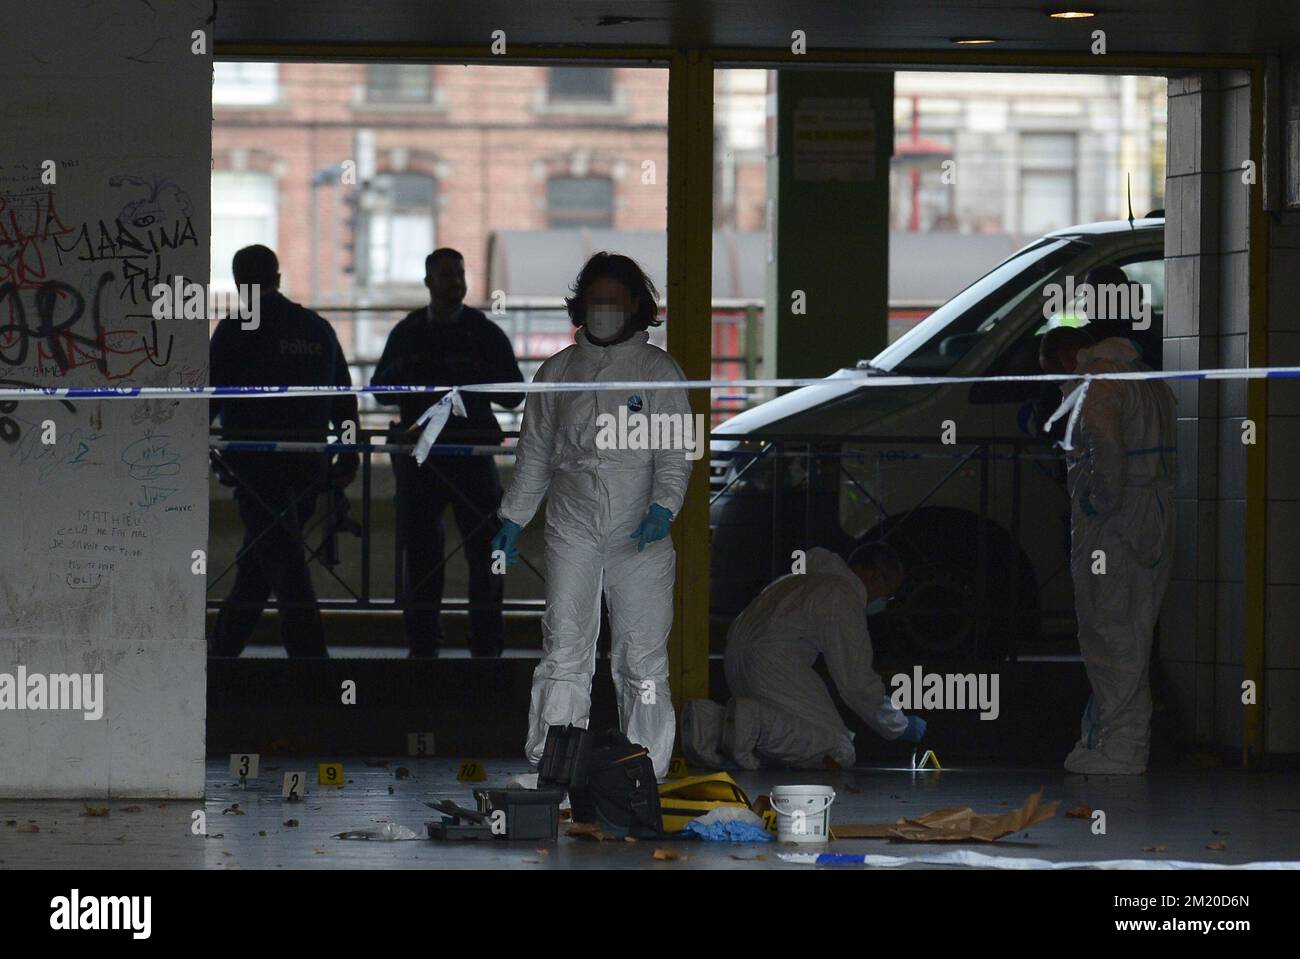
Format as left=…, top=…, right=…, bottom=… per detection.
left=522, top=859, right=542, bottom=864
left=81, top=804, right=110, bottom=817
left=259, top=831, right=267, bottom=837
left=730, top=854, right=766, bottom=861
left=221, top=851, right=232, bottom=857
left=122, top=805, right=143, bottom=813
left=566, top=822, right=615, bottom=842
left=17, top=823, right=39, bottom=833
left=207, top=833, right=225, bottom=839
left=653, top=848, right=685, bottom=861
left=1065, top=804, right=1093, bottom=818
left=114, top=835, right=125, bottom=841
left=314, top=849, right=326, bottom=855
left=1140, top=845, right=1168, bottom=853
left=1206, top=841, right=1228, bottom=851
left=284, top=819, right=299, bottom=827
left=395, top=767, right=411, bottom=779
left=222, top=805, right=244, bottom=816
left=535, top=848, right=551, bottom=855
left=559, top=809, right=572, bottom=821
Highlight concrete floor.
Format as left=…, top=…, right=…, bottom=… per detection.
left=2, top=759, right=1298, bottom=869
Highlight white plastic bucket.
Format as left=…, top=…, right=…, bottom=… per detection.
left=770, top=784, right=836, bottom=843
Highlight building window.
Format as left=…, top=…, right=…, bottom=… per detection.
left=548, top=67, right=614, bottom=102
left=213, top=62, right=280, bottom=106
left=210, top=171, right=277, bottom=291
left=365, top=64, right=433, bottom=103
left=363, top=173, right=436, bottom=286
left=547, top=176, right=614, bottom=228
left=1019, top=132, right=1076, bottom=234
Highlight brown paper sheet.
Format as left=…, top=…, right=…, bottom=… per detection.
left=831, top=790, right=1059, bottom=842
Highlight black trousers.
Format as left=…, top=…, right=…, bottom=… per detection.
left=393, top=452, right=505, bottom=656
left=211, top=457, right=327, bottom=658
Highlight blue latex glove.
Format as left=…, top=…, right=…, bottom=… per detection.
left=684, top=819, right=774, bottom=843
left=900, top=715, right=927, bottom=744
left=491, top=519, right=522, bottom=566
left=631, top=503, right=672, bottom=552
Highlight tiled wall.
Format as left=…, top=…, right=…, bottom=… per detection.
left=1161, top=70, right=1252, bottom=753
left=1163, top=66, right=1300, bottom=759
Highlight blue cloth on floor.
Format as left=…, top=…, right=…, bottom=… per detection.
left=683, top=819, right=774, bottom=843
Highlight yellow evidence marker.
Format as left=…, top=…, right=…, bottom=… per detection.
left=457, top=759, right=487, bottom=782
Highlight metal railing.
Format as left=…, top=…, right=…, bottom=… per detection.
left=207, top=428, right=540, bottom=617
left=708, top=431, right=1077, bottom=660
left=207, top=424, right=1075, bottom=661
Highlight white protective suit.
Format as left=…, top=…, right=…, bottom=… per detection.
left=698, top=547, right=908, bottom=769
left=1062, top=336, right=1176, bottom=774
left=499, top=329, right=693, bottom=779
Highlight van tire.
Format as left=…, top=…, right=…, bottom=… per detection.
left=863, top=508, right=1038, bottom=661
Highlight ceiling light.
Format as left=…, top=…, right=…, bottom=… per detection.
left=952, top=38, right=998, bottom=44
left=1048, top=10, right=1096, bottom=18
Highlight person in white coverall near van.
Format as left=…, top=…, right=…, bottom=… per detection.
left=1039, top=326, right=1176, bottom=775
left=491, top=253, right=693, bottom=780
left=683, top=542, right=926, bottom=770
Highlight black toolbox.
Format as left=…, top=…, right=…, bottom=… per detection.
left=475, top=787, right=566, bottom=842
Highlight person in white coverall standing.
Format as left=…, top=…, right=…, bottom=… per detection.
left=683, top=542, right=926, bottom=770
left=491, top=253, right=694, bottom=779
left=1039, top=326, right=1176, bottom=775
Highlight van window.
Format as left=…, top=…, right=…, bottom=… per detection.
left=1034, top=254, right=1165, bottom=370
left=873, top=238, right=1086, bottom=376
left=1038, top=254, right=1165, bottom=334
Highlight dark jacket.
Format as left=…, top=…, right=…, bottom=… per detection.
left=210, top=291, right=358, bottom=478
left=370, top=305, right=524, bottom=443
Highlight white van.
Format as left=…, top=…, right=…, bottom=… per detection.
left=709, top=216, right=1167, bottom=661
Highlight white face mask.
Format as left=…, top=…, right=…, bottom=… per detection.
left=586, top=305, right=627, bottom=342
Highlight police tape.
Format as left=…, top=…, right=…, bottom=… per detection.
left=6, top=364, right=1299, bottom=463
left=5, top=363, right=1300, bottom=402
left=211, top=439, right=1065, bottom=462
left=778, top=850, right=1300, bottom=870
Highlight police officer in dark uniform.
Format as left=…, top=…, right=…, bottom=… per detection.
left=371, top=248, right=524, bottom=658
left=209, top=244, right=359, bottom=657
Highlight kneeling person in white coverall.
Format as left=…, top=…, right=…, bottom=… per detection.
left=491, top=252, right=693, bottom=780
left=1039, top=326, right=1176, bottom=775
left=683, top=542, right=926, bottom=770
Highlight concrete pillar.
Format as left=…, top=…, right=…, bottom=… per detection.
left=0, top=2, right=212, bottom=796
left=765, top=71, right=894, bottom=379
